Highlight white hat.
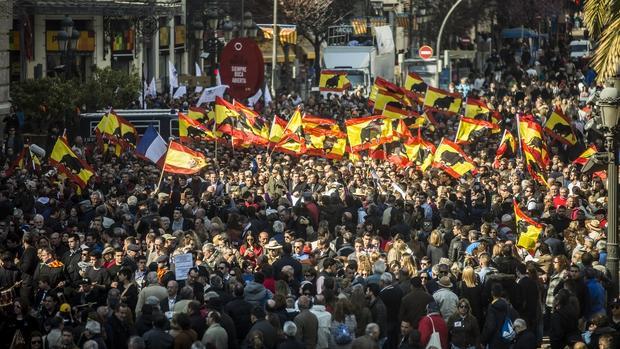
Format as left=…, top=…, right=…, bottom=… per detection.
left=85, top=320, right=101, bottom=334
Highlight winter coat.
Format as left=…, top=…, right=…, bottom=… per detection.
left=244, top=281, right=272, bottom=307
left=480, top=298, right=519, bottom=349
left=433, top=287, right=459, bottom=321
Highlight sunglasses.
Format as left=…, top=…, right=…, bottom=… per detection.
left=458, top=304, right=469, bottom=308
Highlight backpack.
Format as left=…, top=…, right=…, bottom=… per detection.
left=500, top=315, right=516, bottom=343
left=332, top=322, right=353, bottom=345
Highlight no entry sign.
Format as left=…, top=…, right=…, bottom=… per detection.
left=419, top=45, right=433, bottom=60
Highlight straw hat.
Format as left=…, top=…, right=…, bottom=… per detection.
left=265, top=240, right=283, bottom=250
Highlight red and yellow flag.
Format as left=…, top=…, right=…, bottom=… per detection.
left=163, top=141, right=207, bottom=175
left=493, top=129, right=517, bottom=167
left=523, top=143, right=549, bottom=187
left=573, top=145, right=597, bottom=166
left=302, top=115, right=341, bottom=134
left=345, top=116, right=394, bottom=152
left=454, top=117, right=500, bottom=144
left=514, top=199, right=543, bottom=250
left=518, top=115, right=549, bottom=167
left=214, top=96, right=239, bottom=135
left=373, top=89, right=406, bottom=114
left=50, top=138, right=96, bottom=189
left=544, top=107, right=577, bottom=145
left=319, top=70, right=351, bottom=93
left=423, top=86, right=462, bottom=114
left=269, top=115, right=288, bottom=144
left=464, top=98, right=491, bottom=120
left=432, top=139, right=476, bottom=178
left=303, top=127, right=347, bottom=159
left=404, top=72, right=427, bottom=95
left=179, top=112, right=213, bottom=142
left=234, top=101, right=270, bottom=145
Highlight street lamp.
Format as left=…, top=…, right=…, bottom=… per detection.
left=57, top=15, right=80, bottom=78
left=205, top=8, right=219, bottom=32
left=244, top=11, right=258, bottom=38
left=222, top=16, right=234, bottom=42
left=597, top=76, right=620, bottom=295
left=434, top=0, right=467, bottom=87
left=192, top=18, right=204, bottom=76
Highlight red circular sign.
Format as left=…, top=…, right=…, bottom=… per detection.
left=219, top=38, right=265, bottom=100
left=419, top=45, right=433, bottom=60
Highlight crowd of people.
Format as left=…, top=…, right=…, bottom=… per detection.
left=0, top=15, right=619, bottom=349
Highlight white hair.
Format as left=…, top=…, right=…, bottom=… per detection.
left=283, top=321, right=297, bottom=337
left=380, top=272, right=393, bottom=284
left=373, top=259, right=386, bottom=274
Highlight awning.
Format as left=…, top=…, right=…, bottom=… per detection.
left=298, top=37, right=316, bottom=60
left=259, top=41, right=297, bottom=64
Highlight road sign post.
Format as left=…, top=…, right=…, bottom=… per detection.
left=419, top=45, right=433, bottom=60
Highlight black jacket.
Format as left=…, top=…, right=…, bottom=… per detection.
left=549, top=305, right=579, bottom=349
left=515, top=276, right=541, bottom=328
left=399, top=288, right=434, bottom=329
left=480, top=298, right=519, bottom=349
left=513, top=329, right=537, bottom=349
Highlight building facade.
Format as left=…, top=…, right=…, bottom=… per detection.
left=10, top=0, right=187, bottom=90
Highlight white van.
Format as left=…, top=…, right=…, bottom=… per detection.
left=569, top=40, right=592, bottom=60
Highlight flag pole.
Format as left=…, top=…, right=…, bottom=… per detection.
left=155, top=141, right=172, bottom=194
left=516, top=113, right=523, bottom=158
left=213, top=112, right=218, bottom=163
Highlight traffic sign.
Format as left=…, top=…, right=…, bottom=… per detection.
left=419, top=45, right=433, bottom=60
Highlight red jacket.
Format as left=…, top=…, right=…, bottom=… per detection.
left=418, top=313, right=448, bottom=349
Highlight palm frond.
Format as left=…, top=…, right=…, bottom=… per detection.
left=592, top=16, right=620, bottom=83
left=584, top=0, right=613, bottom=38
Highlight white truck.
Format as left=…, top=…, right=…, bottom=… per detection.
left=320, top=25, right=395, bottom=95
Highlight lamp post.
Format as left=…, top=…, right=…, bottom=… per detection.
left=222, top=16, right=234, bottom=42
left=57, top=15, right=80, bottom=79
left=192, top=17, right=204, bottom=75
left=597, top=75, right=620, bottom=294
left=434, top=0, right=466, bottom=87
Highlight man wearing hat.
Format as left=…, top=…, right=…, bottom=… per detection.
left=432, top=275, right=459, bottom=321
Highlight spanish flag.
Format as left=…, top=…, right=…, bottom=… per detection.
left=95, top=112, right=121, bottom=143
left=188, top=107, right=209, bottom=123
left=302, top=115, right=341, bottom=134
left=423, top=86, right=462, bottom=114
left=544, top=107, right=577, bottom=145
left=269, top=115, right=288, bottom=144
left=464, top=98, right=491, bottom=120
left=346, top=116, right=393, bottom=152
left=573, top=145, right=597, bottom=166
left=275, top=134, right=305, bottom=156
left=523, top=143, right=549, bottom=187
left=382, top=101, right=411, bottom=120
left=432, top=139, right=476, bottom=178
left=454, top=117, right=499, bottom=144
left=407, top=134, right=435, bottom=172
left=374, top=76, right=403, bottom=95
left=179, top=112, right=213, bottom=141
left=50, top=138, right=96, bottom=189
left=234, top=101, right=270, bottom=145
left=373, top=89, right=406, bottom=114
left=404, top=72, right=427, bottom=95
left=116, top=115, right=138, bottom=148
left=518, top=115, right=549, bottom=167
left=319, top=70, right=351, bottom=92
left=493, top=129, right=517, bottom=167
left=514, top=199, right=543, bottom=251
left=163, top=141, right=207, bottom=175
left=280, top=107, right=304, bottom=138
left=215, top=96, right=239, bottom=135
left=303, top=127, right=346, bottom=159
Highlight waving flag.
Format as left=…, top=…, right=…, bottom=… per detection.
left=269, top=115, right=288, bottom=144
left=423, top=86, right=462, bottom=114
left=214, top=97, right=239, bottom=135
left=163, top=141, right=207, bottom=174
left=234, top=101, right=270, bottom=145
left=518, top=115, right=549, bottom=167
left=187, top=107, right=209, bottom=123
left=404, top=72, right=427, bottom=95
left=544, top=108, right=577, bottom=145
left=514, top=199, right=543, bottom=250
left=319, top=71, right=351, bottom=93
left=573, top=145, right=597, bottom=165
left=493, top=129, right=517, bottom=167
left=50, top=138, right=95, bottom=189
left=116, top=115, right=138, bottom=148
left=302, top=115, right=341, bottom=134
left=136, top=125, right=167, bottom=165
left=432, top=139, right=476, bottom=178
left=346, top=116, right=394, bottom=152
left=274, top=134, right=305, bottom=156
left=373, top=89, right=406, bottom=114
left=179, top=112, right=213, bottom=141
left=523, top=143, right=549, bottom=186
left=454, top=117, right=500, bottom=144
left=464, top=98, right=491, bottom=120
left=280, top=107, right=304, bottom=138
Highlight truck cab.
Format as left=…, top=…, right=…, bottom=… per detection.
left=320, top=25, right=395, bottom=95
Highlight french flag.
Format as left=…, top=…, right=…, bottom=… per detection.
left=136, top=125, right=167, bottom=165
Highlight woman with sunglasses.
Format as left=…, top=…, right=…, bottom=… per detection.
left=240, top=234, right=263, bottom=267
left=446, top=299, right=480, bottom=349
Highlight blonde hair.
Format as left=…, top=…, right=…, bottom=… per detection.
left=400, top=253, right=418, bottom=277
left=462, top=266, right=477, bottom=288
left=358, top=255, right=372, bottom=275
left=387, top=240, right=405, bottom=264
left=429, top=230, right=443, bottom=247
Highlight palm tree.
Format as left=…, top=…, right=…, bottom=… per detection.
left=584, top=0, right=620, bottom=82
